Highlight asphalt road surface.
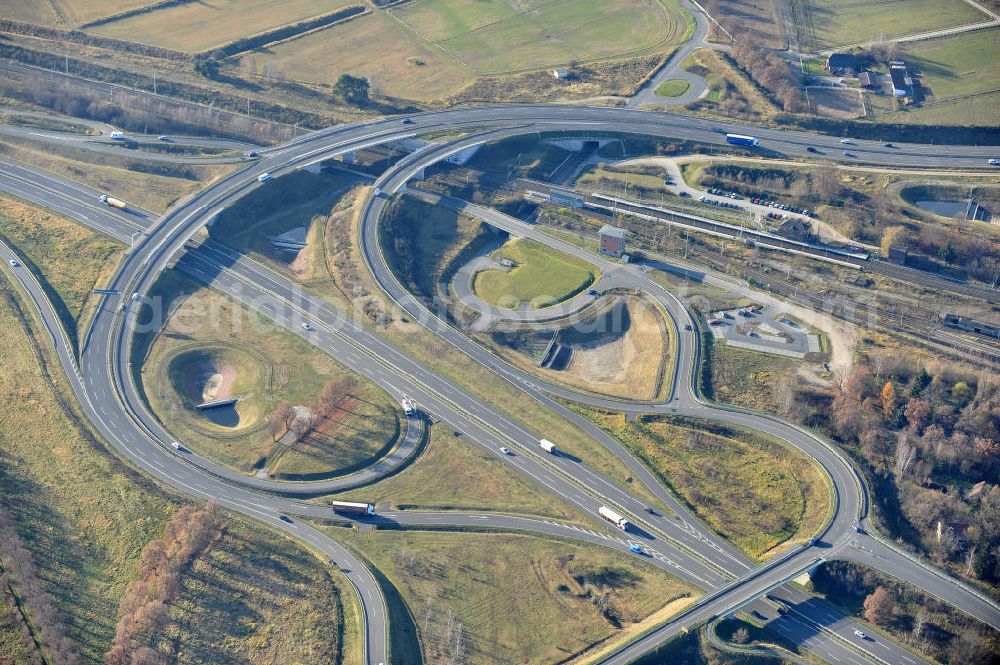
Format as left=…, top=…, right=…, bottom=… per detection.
left=2, top=107, right=998, bottom=665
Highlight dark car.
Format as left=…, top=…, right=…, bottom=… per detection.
left=884, top=143, right=894, bottom=148
left=806, top=146, right=818, bottom=153
left=587, top=288, right=598, bottom=296
left=279, top=514, right=293, bottom=523
left=401, top=118, right=414, bottom=124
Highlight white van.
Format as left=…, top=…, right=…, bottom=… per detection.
left=109, top=131, right=124, bottom=140
left=257, top=172, right=272, bottom=183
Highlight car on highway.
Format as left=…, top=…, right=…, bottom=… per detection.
left=279, top=514, right=293, bottom=523
left=401, top=118, right=414, bottom=124
left=131, top=292, right=141, bottom=302
left=990, top=159, right=1000, bottom=166
left=843, top=150, right=855, bottom=157
left=629, top=543, right=645, bottom=555
left=157, top=135, right=170, bottom=141
left=245, top=150, right=259, bottom=158
left=806, top=146, right=818, bottom=153
left=684, top=324, right=692, bottom=331
left=587, top=288, right=598, bottom=296
left=8, top=259, right=18, bottom=267
left=109, top=131, right=124, bottom=140
left=499, top=446, right=512, bottom=455
left=840, top=138, right=852, bottom=144
left=257, top=172, right=272, bottom=183
left=884, top=143, right=894, bottom=148
left=301, top=322, right=312, bottom=331
left=854, top=630, right=866, bottom=639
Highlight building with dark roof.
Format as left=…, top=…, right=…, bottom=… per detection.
left=599, top=224, right=627, bottom=258
left=889, top=61, right=912, bottom=97
left=826, top=53, right=856, bottom=73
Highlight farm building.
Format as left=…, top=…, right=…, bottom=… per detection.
left=599, top=224, right=628, bottom=258
left=889, top=61, right=913, bottom=97
left=826, top=53, right=856, bottom=73
left=553, top=69, right=569, bottom=79
left=858, top=71, right=879, bottom=89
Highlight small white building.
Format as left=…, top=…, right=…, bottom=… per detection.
left=552, top=69, right=569, bottom=79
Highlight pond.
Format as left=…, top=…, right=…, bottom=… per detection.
left=915, top=199, right=969, bottom=218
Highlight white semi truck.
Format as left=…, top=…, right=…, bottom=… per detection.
left=598, top=506, right=630, bottom=531
left=99, top=194, right=127, bottom=210
left=330, top=500, right=375, bottom=516
left=539, top=439, right=556, bottom=454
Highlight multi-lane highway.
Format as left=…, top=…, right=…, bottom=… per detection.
left=2, top=104, right=999, bottom=665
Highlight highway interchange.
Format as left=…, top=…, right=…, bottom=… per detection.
left=1, top=102, right=999, bottom=665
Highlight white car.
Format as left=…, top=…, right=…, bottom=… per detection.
left=840, top=138, right=852, bottom=144
left=499, top=446, right=512, bottom=455
left=131, top=292, right=141, bottom=301
left=109, top=131, right=124, bottom=139
left=854, top=630, right=866, bottom=639
left=301, top=322, right=312, bottom=331
left=990, top=159, right=1000, bottom=166
left=8, top=259, right=18, bottom=267
left=171, top=441, right=182, bottom=450
left=257, top=172, right=272, bottom=183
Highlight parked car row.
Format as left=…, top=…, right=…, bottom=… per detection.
left=707, top=188, right=741, bottom=199
left=698, top=195, right=743, bottom=210
left=749, top=197, right=815, bottom=217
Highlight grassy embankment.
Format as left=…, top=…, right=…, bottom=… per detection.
left=0, top=195, right=123, bottom=349
left=326, top=527, right=698, bottom=665
left=706, top=341, right=800, bottom=415
left=139, top=271, right=400, bottom=479
left=579, top=409, right=830, bottom=559
left=0, top=134, right=238, bottom=213
left=473, top=237, right=599, bottom=309
left=331, top=422, right=583, bottom=522
left=0, top=269, right=353, bottom=663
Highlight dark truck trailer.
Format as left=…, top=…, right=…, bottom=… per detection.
left=726, top=134, right=759, bottom=147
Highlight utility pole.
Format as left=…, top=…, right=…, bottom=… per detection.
left=153, top=71, right=157, bottom=95
left=64, top=52, right=69, bottom=75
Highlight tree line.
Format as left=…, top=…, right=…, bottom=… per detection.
left=105, top=505, right=223, bottom=665
left=0, top=507, right=79, bottom=664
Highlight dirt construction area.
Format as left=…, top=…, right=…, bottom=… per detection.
left=808, top=87, right=865, bottom=119
left=483, top=294, right=672, bottom=401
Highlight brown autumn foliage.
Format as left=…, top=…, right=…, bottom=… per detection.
left=105, top=504, right=222, bottom=665
left=862, top=586, right=895, bottom=624
left=0, top=506, right=80, bottom=665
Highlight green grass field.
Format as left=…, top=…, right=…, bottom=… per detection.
left=0, top=195, right=122, bottom=348
left=153, top=518, right=355, bottom=664
left=474, top=237, right=598, bottom=309
left=256, top=0, right=689, bottom=100
left=2, top=0, right=150, bottom=26
left=90, top=0, right=359, bottom=52
left=141, top=272, right=399, bottom=477
left=251, top=10, right=474, bottom=102
left=396, top=0, right=687, bottom=75
left=868, top=28, right=1000, bottom=126
left=334, top=528, right=697, bottom=665
left=655, top=78, right=691, bottom=97
left=332, top=422, right=583, bottom=521
left=793, top=0, right=989, bottom=51
left=585, top=410, right=830, bottom=559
